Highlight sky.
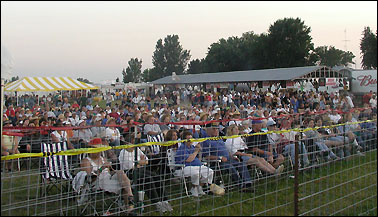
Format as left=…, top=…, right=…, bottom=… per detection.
left=1, top=1, right=377, bottom=83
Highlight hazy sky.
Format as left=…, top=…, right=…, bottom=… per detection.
left=1, top=1, right=377, bottom=83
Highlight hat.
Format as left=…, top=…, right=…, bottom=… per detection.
left=232, top=111, right=240, bottom=116
left=3, top=120, right=12, bottom=126
left=81, top=116, right=87, bottom=120
left=251, top=119, right=263, bottom=124
left=267, top=120, right=276, bottom=127
left=205, top=122, right=220, bottom=128
left=88, top=138, right=107, bottom=148
left=78, top=120, right=85, bottom=125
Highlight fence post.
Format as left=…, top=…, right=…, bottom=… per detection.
left=294, top=133, right=300, bottom=216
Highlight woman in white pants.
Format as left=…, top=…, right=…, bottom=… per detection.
left=175, top=131, right=214, bottom=197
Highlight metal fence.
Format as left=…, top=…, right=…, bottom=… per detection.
left=1, top=110, right=377, bottom=216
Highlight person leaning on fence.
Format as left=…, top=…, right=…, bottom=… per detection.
left=199, top=122, right=254, bottom=192
left=76, top=138, right=135, bottom=212
left=225, top=124, right=284, bottom=175
left=118, top=135, right=173, bottom=213
left=246, top=119, right=284, bottom=169
left=175, top=130, right=214, bottom=197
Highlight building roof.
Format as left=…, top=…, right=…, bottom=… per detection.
left=152, top=66, right=327, bottom=85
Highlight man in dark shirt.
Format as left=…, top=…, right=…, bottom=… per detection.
left=200, top=123, right=253, bottom=191
left=246, top=119, right=284, bottom=169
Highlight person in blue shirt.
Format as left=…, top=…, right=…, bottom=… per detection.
left=175, top=131, right=214, bottom=197
left=199, top=123, right=253, bottom=192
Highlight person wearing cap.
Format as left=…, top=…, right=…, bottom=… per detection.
left=199, top=122, right=253, bottom=192
left=91, top=115, right=106, bottom=139
left=229, top=111, right=242, bottom=126
left=246, top=119, right=284, bottom=169
left=51, top=119, right=74, bottom=149
left=105, top=117, right=121, bottom=152
left=72, top=119, right=93, bottom=148
left=78, top=138, right=135, bottom=212
left=69, top=112, right=80, bottom=126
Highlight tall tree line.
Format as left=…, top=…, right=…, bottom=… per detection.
left=122, top=17, right=376, bottom=83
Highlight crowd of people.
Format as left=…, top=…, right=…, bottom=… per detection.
left=2, top=85, right=377, bottom=213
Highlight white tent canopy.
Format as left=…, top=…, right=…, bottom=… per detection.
left=5, top=76, right=99, bottom=92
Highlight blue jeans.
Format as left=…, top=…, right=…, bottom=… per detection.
left=328, top=136, right=350, bottom=158
left=220, top=158, right=253, bottom=187
left=283, top=143, right=310, bottom=166
left=315, top=141, right=337, bottom=159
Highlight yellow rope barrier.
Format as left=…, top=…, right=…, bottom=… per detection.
left=1, top=119, right=376, bottom=161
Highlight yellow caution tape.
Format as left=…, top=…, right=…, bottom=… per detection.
left=1, top=119, right=376, bottom=161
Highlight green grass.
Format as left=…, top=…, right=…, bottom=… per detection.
left=1, top=150, right=377, bottom=216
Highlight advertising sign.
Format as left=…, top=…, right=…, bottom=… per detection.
left=351, top=70, right=377, bottom=93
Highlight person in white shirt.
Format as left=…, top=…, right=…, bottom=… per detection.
left=69, top=112, right=80, bottom=126
left=105, top=118, right=121, bottom=147
left=225, top=125, right=284, bottom=175
left=370, top=94, right=377, bottom=108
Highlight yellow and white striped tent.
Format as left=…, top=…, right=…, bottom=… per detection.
left=5, top=77, right=99, bottom=92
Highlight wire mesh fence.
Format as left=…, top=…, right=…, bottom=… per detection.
left=1, top=109, right=377, bottom=216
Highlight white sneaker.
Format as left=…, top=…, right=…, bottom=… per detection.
left=356, top=151, right=365, bottom=157
left=190, top=187, right=199, bottom=197
left=155, top=202, right=167, bottom=213
left=162, top=201, right=173, bottom=212
left=197, top=186, right=206, bottom=196
left=275, top=165, right=284, bottom=175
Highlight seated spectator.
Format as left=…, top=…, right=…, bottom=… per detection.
left=2, top=120, right=20, bottom=171
left=78, top=138, right=134, bottom=212
left=272, top=119, right=310, bottom=167
left=119, top=136, right=173, bottom=213
left=200, top=122, right=253, bottom=192
left=175, top=131, right=214, bottom=197
left=225, top=125, right=284, bottom=175
left=72, top=119, right=93, bottom=148
left=50, top=119, right=74, bottom=149
left=302, top=118, right=339, bottom=162
left=246, top=120, right=284, bottom=169
left=91, top=115, right=106, bottom=138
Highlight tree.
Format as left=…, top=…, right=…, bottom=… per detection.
left=313, top=46, right=355, bottom=67
left=265, top=17, right=314, bottom=68
left=115, top=77, right=119, bottom=83
left=187, top=58, right=206, bottom=74
left=141, top=68, right=159, bottom=82
left=5, top=76, right=19, bottom=84
left=77, top=77, right=93, bottom=84
left=123, top=58, right=143, bottom=83
left=204, top=36, right=245, bottom=73
left=151, top=35, right=191, bottom=79
left=360, top=27, right=377, bottom=69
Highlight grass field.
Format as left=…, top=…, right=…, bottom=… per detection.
left=1, top=150, right=377, bottom=216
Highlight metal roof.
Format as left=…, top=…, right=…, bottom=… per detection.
left=152, top=66, right=327, bottom=85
